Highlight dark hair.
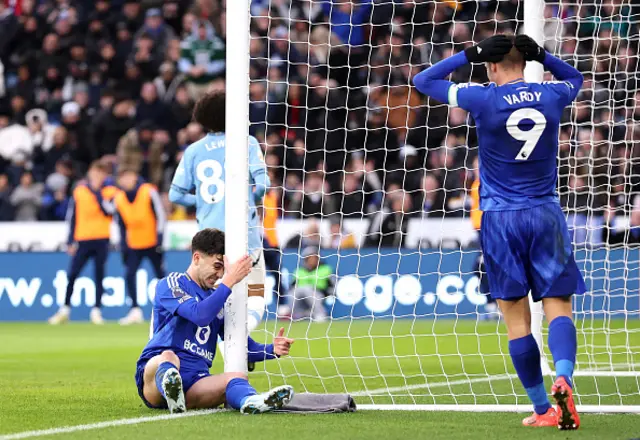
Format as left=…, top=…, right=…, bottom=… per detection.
left=499, top=35, right=525, bottom=70
left=193, top=91, right=225, bottom=132
left=191, top=228, right=225, bottom=256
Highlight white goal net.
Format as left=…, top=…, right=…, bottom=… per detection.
left=244, top=0, right=640, bottom=412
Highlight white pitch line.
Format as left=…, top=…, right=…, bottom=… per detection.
left=353, top=365, right=640, bottom=397
left=3, top=369, right=639, bottom=440
left=0, top=409, right=224, bottom=440
left=351, top=374, right=516, bottom=397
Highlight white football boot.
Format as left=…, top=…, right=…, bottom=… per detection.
left=48, top=305, right=70, bottom=325
left=240, top=385, right=294, bottom=415
left=119, top=307, right=144, bottom=325
left=162, top=368, right=186, bottom=414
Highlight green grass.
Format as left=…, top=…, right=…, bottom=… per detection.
left=1, top=321, right=639, bottom=439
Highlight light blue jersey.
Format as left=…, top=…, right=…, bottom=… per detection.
left=169, top=133, right=270, bottom=253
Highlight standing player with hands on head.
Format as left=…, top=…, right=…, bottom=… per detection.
left=168, top=91, right=270, bottom=354
left=136, top=228, right=294, bottom=414
left=413, top=34, right=584, bottom=430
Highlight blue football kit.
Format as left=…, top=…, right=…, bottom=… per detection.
left=414, top=50, right=586, bottom=302
left=135, top=272, right=277, bottom=408
left=169, top=134, right=270, bottom=253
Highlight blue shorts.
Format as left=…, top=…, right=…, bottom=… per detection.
left=480, top=203, right=586, bottom=302
left=135, top=360, right=210, bottom=409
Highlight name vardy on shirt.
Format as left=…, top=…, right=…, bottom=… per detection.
left=503, top=91, right=542, bottom=105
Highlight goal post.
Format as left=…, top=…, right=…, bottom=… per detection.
left=223, top=0, right=250, bottom=374
left=523, top=0, right=554, bottom=377
left=244, top=0, right=640, bottom=413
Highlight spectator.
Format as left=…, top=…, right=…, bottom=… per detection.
left=326, top=220, right=357, bottom=249
left=179, top=20, right=225, bottom=101
left=288, top=171, right=336, bottom=218
left=115, top=21, right=135, bottom=63
left=94, top=0, right=119, bottom=34
left=0, top=173, right=14, bottom=221
left=117, top=0, right=143, bottom=34
left=40, top=171, right=70, bottom=221
left=86, top=13, right=111, bottom=58
left=419, top=173, right=445, bottom=217
left=60, top=101, right=94, bottom=174
left=249, top=81, right=267, bottom=137
left=136, top=82, right=171, bottom=130
left=134, top=8, right=176, bottom=59
left=10, top=171, right=44, bottom=221
left=0, top=3, right=19, bottom=66
left=284, top=220, right=322, bottom=249
left=339, top=173, right=365, bottom=218
left=170, top=85, right=195, bottom=132
left=92, top=97, right=136, bottom=159
left=118, top=61, right=144, bottom=100
left=130, top=32, right=162, bottom=80
left=12, top=64, right=35, bottom=105
left=32, top=126, right=70, bottom=181
left=154, top=62, right=184, bottom=103
left=117, top=120, right=166, bottom=188
left=97, top=40, right=126, bottom=86
left=25, top=108, right=55, bottom=157
left=365, top=190, right=412, bottom=248
left=282, top=246, right=334, bottom=322
left=320, top=0, right=373, bottom=47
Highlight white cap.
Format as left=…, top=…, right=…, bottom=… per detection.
left=61, top=102, right=80, bottom=117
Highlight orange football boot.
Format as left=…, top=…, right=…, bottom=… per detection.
left=522, top=408, right=558, bottom=427
left=551, top=377, right=581, bottom=430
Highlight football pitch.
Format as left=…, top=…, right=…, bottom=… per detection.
left=1, top=321, right=639, bottom=440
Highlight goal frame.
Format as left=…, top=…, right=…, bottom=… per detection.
left=224, top=0, right=640, bottom=413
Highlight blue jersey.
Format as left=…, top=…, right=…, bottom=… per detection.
left=413, top=51, right=583, bottom=212
left=170, top=134, right=270, bottom=253
left=139, top=272, right=225, bottom=371
left=138, top=272, right=277, bottom=372
left=413, top=51, right=586, bottom=301
left=449, top=79, right=579, bottom=211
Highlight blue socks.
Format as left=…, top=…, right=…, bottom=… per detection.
left=548, top=316, right=577, bottom=388
left=155, top=361, right=178, bottom=399
left=509, top=334, right=551, bottom=415
left=225, top=378, right=258, bottom=409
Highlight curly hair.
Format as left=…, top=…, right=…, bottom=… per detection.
left=191, top=228, right=225, bottom=256
left=192, top=91, right=225, bottom=133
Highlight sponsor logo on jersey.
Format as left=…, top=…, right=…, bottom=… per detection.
left=183, top=339, right=214, bottom=361
left=172, top=286, right=193, bottom=304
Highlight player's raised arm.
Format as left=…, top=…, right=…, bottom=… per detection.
left=412, top=35, right=512, bottom=109
left=169, top=148, right=197, bottom=206
left=249, top=136, right=270, bottom=200
left=156, top=256, right=252, bottom=327
left=515, top=34, right=584, bottom=105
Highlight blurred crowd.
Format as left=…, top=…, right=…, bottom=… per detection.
left=0, top=0, right=639, bottom=246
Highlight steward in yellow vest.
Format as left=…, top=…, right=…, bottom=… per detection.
left=115, top=169, right=166, bottom=325
left=48, top=160, right=116, bottom=325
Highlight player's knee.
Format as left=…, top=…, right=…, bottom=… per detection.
left=160, top=350, right=180, bottom=368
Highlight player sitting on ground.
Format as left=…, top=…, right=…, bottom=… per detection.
left=413, top=34, right=585, bottom=430
left=135, top=228, right=294, bottom=414
left=168, top=91, right=270, bottom=353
